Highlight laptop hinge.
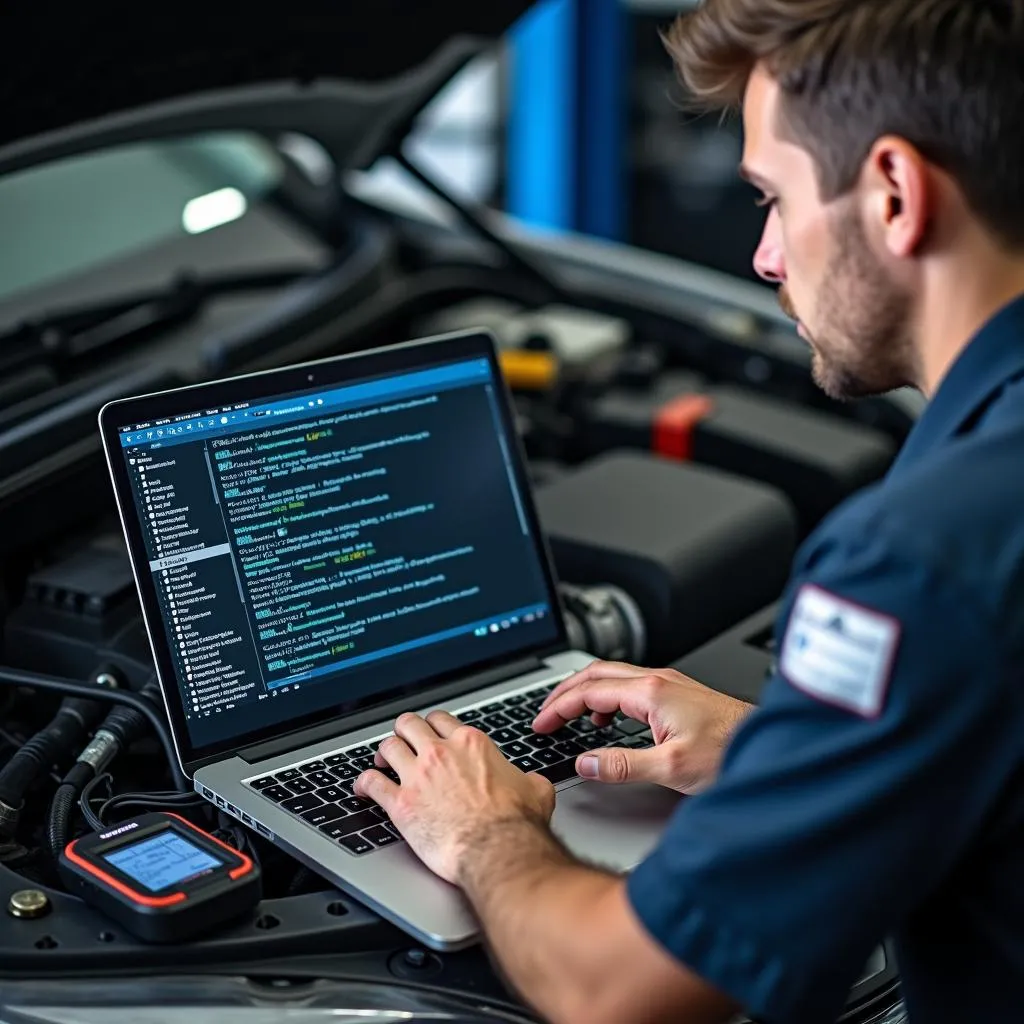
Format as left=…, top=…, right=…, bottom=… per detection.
left=237, top=655, right=547, bottom=765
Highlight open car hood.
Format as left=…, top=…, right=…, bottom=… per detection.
left=0, top=4, right=532, bottom=176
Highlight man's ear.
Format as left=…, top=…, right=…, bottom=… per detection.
left=863, top=136, right=931, bottom=258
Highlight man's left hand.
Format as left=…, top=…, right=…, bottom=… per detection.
left=353, top=711, right=556, bottom=885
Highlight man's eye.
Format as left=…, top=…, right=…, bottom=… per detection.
left=755, top=195, right=778, bottom=210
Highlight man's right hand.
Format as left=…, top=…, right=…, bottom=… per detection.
left=532, top=661, right=754, bottom=794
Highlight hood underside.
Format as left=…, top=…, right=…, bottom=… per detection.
left=0, top=5, right=532, bottom=176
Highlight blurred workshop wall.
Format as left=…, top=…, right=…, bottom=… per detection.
left=379, top=0, right=765, bottom=284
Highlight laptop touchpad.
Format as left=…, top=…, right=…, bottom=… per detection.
left=551, top=781, right=683, bottom=872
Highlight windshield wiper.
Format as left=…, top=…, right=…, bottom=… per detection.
left=0, top=266, right=314, bottom=370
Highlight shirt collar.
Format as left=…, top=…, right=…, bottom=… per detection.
left=889, top=291, right=1024, bottom=473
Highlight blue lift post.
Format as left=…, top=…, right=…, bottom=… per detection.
left=507, top=0, right=627, bottom=240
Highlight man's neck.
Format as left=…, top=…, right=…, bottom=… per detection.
left=916, top=251, right=1024, bottom=398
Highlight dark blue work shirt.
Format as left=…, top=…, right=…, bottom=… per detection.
left=628, top=293, right=1024, bottom=1023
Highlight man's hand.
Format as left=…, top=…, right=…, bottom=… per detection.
left=533, top=661, right=754, bottom=794
left=353, top=710, right=555, bottom=885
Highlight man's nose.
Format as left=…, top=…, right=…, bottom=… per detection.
left=753, top=208, right=786, bottom=284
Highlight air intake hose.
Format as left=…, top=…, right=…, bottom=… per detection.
left=0, top=673, right=113, bottom=840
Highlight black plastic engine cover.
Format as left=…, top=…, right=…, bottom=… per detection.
left=536, top=451, right=798, bottom=664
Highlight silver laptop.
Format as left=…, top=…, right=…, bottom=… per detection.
left=99, top=329, right=682, bottom=950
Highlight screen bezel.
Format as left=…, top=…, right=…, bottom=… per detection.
left=99, top=330, right=569, bottom=773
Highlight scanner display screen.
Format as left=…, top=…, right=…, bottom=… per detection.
left=103, top=831, right=223, bottom=892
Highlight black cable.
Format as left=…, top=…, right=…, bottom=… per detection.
left=77, top=775, right=204, bottom=830
left=46, top=762, right=94, bottom=858
left=48, top=783, right=80, bottom=854
left=287, top=865, right=316, bottom=896
left=0, top=665, right=188, bottom=792
left=48, top=677, right=199, bottom=856
left=97, top=790, right=204, bottom=826
left=214, top=813, right=256, bottom=864
left=79, top=772, right=112, bottom=832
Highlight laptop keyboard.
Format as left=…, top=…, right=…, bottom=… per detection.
left=242, top=679, right=654, bottom=857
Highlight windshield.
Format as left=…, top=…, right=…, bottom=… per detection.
left=0, top=132, right=284, bottom=306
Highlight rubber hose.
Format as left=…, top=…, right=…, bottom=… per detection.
left=0, top=704, right=96, bottom=831
left=98, top=682, right=161, bottom=749
left=47, top=777, right=86, bottom=860
left=46, top=682, right=174, bottom=857
left=0, top=667, right=188, bottom=792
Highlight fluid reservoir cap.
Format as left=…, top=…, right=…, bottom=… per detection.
left=8, top=889, right=51, bottom=919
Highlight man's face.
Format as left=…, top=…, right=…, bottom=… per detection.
left=741, top=66, right=915, bottom=400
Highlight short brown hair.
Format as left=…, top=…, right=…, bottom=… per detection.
left=663, top=0, right=1024, bottom=248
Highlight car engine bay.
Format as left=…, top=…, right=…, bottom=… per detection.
left=0, top=8, right=918, bottom=1004
left=0, top=180, right=913, bottom=1022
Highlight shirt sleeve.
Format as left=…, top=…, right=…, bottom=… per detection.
left=626, top=513, right=1020, bottom=1024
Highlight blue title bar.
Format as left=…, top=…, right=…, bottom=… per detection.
left=119, top=358, right=492, bottom=448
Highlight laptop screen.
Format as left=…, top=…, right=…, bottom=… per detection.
left=106, top=336, right=563, bottom=763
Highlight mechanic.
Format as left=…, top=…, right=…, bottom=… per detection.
left=354, top=2, right=1024, bottom=1021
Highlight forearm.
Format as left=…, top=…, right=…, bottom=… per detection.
left=459, top=818, right=620, bottom=1024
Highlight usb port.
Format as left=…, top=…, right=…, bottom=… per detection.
left=241, top=813, right=253, bottom=826
left=256, top=822, right=273, bottom=838
left=226, top=803, right=239, bottom=816
left=215, top=796, right=226, bottom=808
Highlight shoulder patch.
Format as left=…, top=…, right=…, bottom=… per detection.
left=778, top=584, right=900, bottom=718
